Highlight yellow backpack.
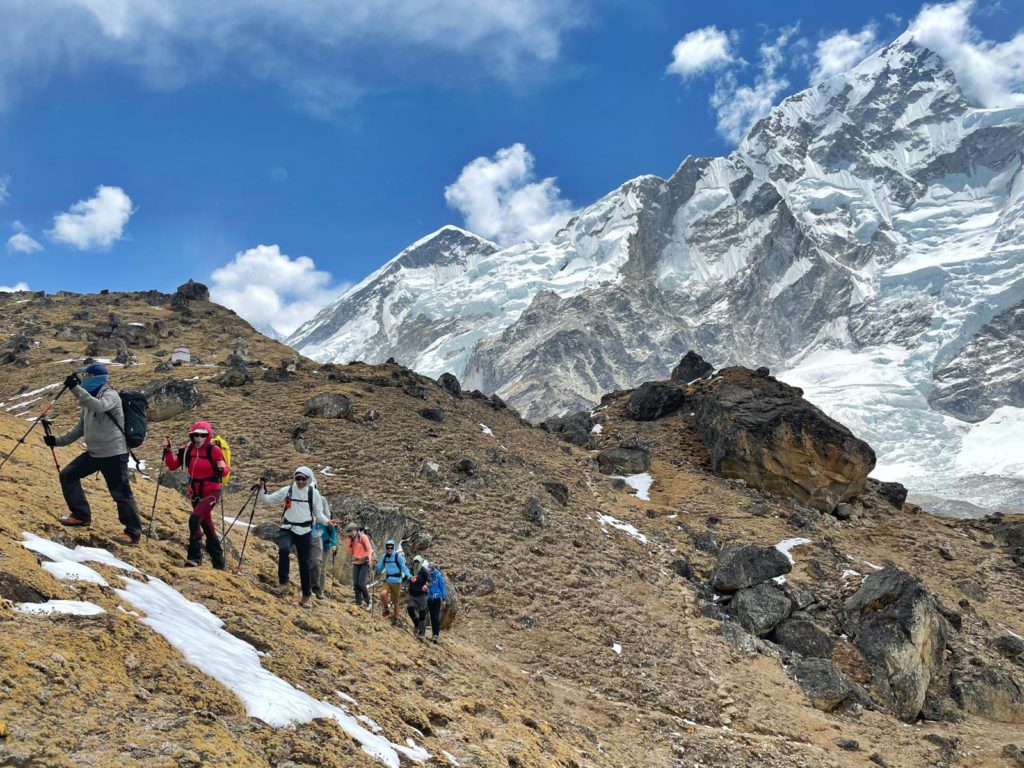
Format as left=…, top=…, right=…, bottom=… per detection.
left=211, top=435, right=231, bottom=472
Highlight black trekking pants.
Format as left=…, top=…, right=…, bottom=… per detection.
left=60, top=452, right=142, bottom=538
left=407, top=593, right=428, bottom=636
left=278, top=528, right=312, bottom=597
left=352, top=562, right=371, bottom=606
left=428, top=597, right=443, bottom=638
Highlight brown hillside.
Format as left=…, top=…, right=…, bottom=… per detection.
left=1, top=287, right=1022, bottom=768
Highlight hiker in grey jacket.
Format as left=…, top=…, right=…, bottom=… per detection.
left=257, top=465, right=334, bottom=607
left=43, top=363, right=143, bottom=544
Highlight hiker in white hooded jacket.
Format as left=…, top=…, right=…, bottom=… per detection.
left=255, top=466, right=335, bottom=607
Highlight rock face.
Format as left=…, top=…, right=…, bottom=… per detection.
left=217, top=366, right=253, bottom=388
left=773, top=619, right=834, bottom=660
left=174, top=279, right=210, bottom=302
left=626, top=382, right=687, bottom=421
left=710, top=544, right=792, bottom=592
left=541, top=410, right=594, bottom=447
left=843, top=566, right=946, bottom=722
left=788, top=657, right=856, bottom=712
left=597, top=447, right=650, bottom=476
left=691, top=368, right=876, bottom=513
left=671, top=351, right=713, bottom=383
left=438, top=373, right=462, bottom=397
left=733, top=583, right=792, bottom=637
left=951, top=669, right=1024, bottom=724
left=144, top=379, right=201, bottom=422
left=303, top=393, right=352, bottom=419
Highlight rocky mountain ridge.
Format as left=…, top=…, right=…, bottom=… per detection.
left=286, top=33, right=1024, bottom=513
left=1, top=288, right=1023, bottom=767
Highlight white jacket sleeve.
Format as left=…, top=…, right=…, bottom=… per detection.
left=312, top=491, right=330, bottom=525
left=261, top=485, right=290, bottom=505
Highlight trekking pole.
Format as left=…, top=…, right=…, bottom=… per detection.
left=233, top=488, right=261, bottom=573
left=220, top=492, right=226, bottom=542
left=220, top=486, right=259, bottom=545
left=40, top=419, right=62, bottom=475
left=148, top=465, right=164, bottom=540
left=0, top=385, right=67, bottom=476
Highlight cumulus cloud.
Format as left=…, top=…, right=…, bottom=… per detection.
left=0, top=1, right=581, bottom=114
left=909, top=0, right=1024, bottom=107
left=47, top=186, right=134, bottom=249
left=667, top=26, right=735, bottom=78
left=811, top=26, right=879, bottom=83
left=710, top=26, right=798, bottom=144
left=209, top=244, right=349, bottom=338
left=444, top=143, right=575, bottom=246
left=0, top=282, right=30, bottom=292
left=7, top=232, right=43, bottom=254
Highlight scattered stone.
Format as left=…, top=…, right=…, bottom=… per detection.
left=455, top=458, right=476, bottom=475
left=834, top=503, right=855, bottom=521
left=154, top=360, right=173, bottom=373
left=720, top=621, right=757, bottom=655
left=670, top=350, right=713, bottom=383
left=474, top=578, right=495, bottom=596
left=256, top=522, right=280, bottom=541
left=843, top=566, right=946, bottom=722
left=541, top=410, right=594, bottom=447
left=419, top=407, right=444, bottom=422
left=144, top=379, right=201, bottom=422
left=994, top=635, right=1024, bottom=659
left=217, top=366, right=253, bottom=388
left=710, top=544, right=792, bottom=592
left=875, top=480, right=909, bottom=509
left=419, top=461, right=440, bottom=481
left=437, top=372, right=461, bottom=397
left=361, top=409, right=380, bottom=423
left=939, top=545, right=956, bottom=561
left=304, top=393, right=352, bottom=419
left=524, top=497, right=546, bottom=528
left=445, top=488, right=462, bottom=504
left=405, top=385, right=429, bottom=399
left=994, top=522, right=1024, bottom=548
left=691, top=367, right=876, bottom=512
left=1003, top=744, right=1024, bottom=766
left=670, top=558, right=693, bottom=579
left=694, top=530, right=719, bottom=554
left=834, top=739, right=859, bottom=752
left=541, top=481, right=570, bottom=506
left=626, top=382, right=687, bottom=421
left=789, top=657, right=855, bottom=712
left=773, top=619, right=834, bottom=659
left=733, top=582, right=793, bottom=637
left=597, top=447, right=650, bottom=475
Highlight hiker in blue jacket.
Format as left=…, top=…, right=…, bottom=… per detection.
left=426, top=562, right=449, bottom=644
left=375, top=539, right=410, bottom=626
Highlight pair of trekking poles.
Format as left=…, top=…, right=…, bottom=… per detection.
left=148, top=461, right=262, bottom=572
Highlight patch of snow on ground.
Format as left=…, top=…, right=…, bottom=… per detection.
left=9, top=382, right=61, bottom=400
left=41, top=560, right=109, bottom=586
left=591, top=423, right=603, bottom=434
left=16, top=600, right=105, bottom=616
left=612, top=643, right=622, bottom=655
left=863, top=560, right=883, bottom=571
left=442, top=751, right=461, bottom=767
left=6, top=397, right=40, bottom=411
left=320, top=466, right=338, bottom=476
left=623, top=473, right=653, bottom=501
left=773, top=538, right=812, bottom=584
left=841, top=569, right=862, bottom=580
left=597, top=513, right=648, bottom=545
left=21, top=532, right=138, bottom=572
left=480, top=424, right=493, bottom=435
left=336, top=691, right=358, bottom=705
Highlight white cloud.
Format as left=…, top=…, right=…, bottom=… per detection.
left=908, top=0, right=1024, bottom=108
left=667, top=26, right=735, bottom=78
left=0, top=282, right=30, bottom=292
left=710, top=26, right=798, bottom=144
left=7, top=232, right=43, bottom=254
left=811, top=26, right=879, bottom=83
left=444, top=143, right=575, bottom=246
left=47, top=186, right=134, bottom=249
left=209, top=244, right=349, bottom=337
left=0, top=1, right=581, bottom=114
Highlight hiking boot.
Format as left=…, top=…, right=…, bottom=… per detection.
left=299, top=594, right=312, bottom=608
left=114, top=534, right=140, bottom=546
left=59, top=516, right=90, bottom=527
left=184, top=559, right=201, bottom=567
left=431, top=635, right=439, bottom=644
left=212, top=561, right=226, bottom=571
left=271, top=583, right=290, bottom=595
left=315, top=590, right=325, bottom=599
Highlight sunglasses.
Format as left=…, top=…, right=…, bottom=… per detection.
left=189, top=433, right=208, bottom=439
left=294, top=475, right=309, bottom=482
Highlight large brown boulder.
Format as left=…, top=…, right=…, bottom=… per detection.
left=691, top=367, right=875, bottom=512
left=143, top=379, right=201, bottom=422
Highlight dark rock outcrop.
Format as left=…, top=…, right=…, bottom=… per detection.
left=710, top=544, right=791, bottom=592
left=438, top=372, right=462, bottom=397
left=541, top=481, right=570, bottom=506
left=626, top=382, right=687, bottom=421
left=843, top=566, right=946, bottom=722
left=691, top=367, right=876, bottom=513
left=733, top=582, right=792, bottom=637
left=524, top=497, right=546, bottom=528
left=419, top=407, right=444, bottom=422
left=304, top=393, right=352, bottom=419
left=773, top=619, right=834, bottom=659
left=217, top=366, right=253, bottom=388
left=788, top=657, right=856, bottom=712
left=144, top=379, right=201, bottom=422
left=174, top=279, right=210, bottom=302
left=950, top=669, right=1024, bottom=723
left=597, top=447, right=650, bottom=475
left=541, top=410, right=594, bottom=447
left=670, top=350, right=713, bottom=383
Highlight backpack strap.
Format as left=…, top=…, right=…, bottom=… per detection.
left=207, top=442, right=222, bottom=481
left=101, top=389, right=141, bottom=467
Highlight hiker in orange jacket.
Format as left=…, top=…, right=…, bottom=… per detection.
left=345, top=523, right=374, bottom=608
left=162, top=420, right=228, bottom=569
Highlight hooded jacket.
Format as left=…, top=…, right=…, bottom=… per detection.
left=260, top=465, right=330, bottom=536
left=427, top=566, right=448, bottom=601
left=375, top=540, right=411, bottom=583
left=408, top=556, right=431, bottom=597
left=163, top=421, right=229, bottom=499
left=53, top=382, right=126, bottom=458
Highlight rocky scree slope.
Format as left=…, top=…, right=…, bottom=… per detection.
left=0, top=290, right=1023, bottom=767
left=286, top=34, right=1024, bottom=512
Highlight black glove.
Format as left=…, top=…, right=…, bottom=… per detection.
left=43, top=434, right=57, bottom=447
left=63, top=373, right=81, bottom=390
left=250, top=482, right=262, bottom=491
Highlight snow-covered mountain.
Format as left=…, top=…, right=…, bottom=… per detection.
left=288, top=34, right=1024, bottom=513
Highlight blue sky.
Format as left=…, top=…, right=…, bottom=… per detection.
left=1, top=0, right=1022, bottom=335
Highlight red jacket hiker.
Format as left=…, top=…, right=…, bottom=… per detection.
left=162, top=420, right=229, bottom=570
